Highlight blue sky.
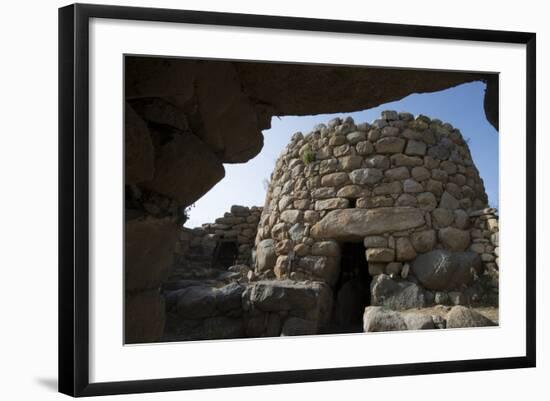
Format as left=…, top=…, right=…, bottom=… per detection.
left=185, top=81, right=499, bottom=228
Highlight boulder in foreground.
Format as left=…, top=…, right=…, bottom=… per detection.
left=446, top=306, right=497, bottom=328
left=363, top=306, right=407, bottom=332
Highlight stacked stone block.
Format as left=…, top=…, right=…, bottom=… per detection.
left=172, top=205, right=261, bottom=277
left=255, top=111, right=497, bottom=308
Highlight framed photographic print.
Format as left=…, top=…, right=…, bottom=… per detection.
left=58, top=3, right=536, bottom=397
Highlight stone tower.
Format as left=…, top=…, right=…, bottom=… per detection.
left=255, top=111, right=499, bottom=316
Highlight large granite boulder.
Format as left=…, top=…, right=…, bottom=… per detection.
left=243, top=280, right=333, bottom=331
left=363, top=306, right=407, bottom=332
left=174, top=286, right=218, bottom=319
left=438, top=227, right=471, bottom=251
left=215, top=282, right=246, bottom=313
left=141, top=132, right=225, bottom=206
left=370, top=274, right=427, bottom=310
left=296, top=255, right=340, bottom=285
left=129, top=97, right=190, bottom=132
left=255, top=239, right=277, bottom=272
left=125, top=102, right=154, bottom=184
left=244, top=280, right=331, bottom=313
left=412, top=250, right=482, bottom=291
left=126, top=57, right=264, bottom=163
left=446, top=306, right=497, bottom=328
left=403, top=313, right=436, bottom=330
left=172, top=282, right=245, bottom=319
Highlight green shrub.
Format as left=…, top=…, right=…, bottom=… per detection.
left=302, top=147, right=315, bottom=165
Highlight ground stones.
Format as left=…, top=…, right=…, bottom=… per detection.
left=446, top=306, right=497, bottom=328
left=363, top=305, right=496, bottom=333
left=370, top=274, right=427, bottom=310
left=363, top=306, right=407, bottom=332
left=403, top=313, right=435, bottom=330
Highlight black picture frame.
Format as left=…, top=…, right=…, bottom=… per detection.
left=59, top=3, right=536, bottom=397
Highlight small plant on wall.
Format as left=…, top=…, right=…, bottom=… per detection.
left=302, top=145, right=315, bottom=165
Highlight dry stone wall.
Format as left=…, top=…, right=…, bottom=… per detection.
left=161, top=112, right=500, bottom=341
left=171, top=205, right=262, bottom=279
left=255, top=111, right=498, bottom=308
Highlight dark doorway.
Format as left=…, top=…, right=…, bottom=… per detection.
left=212, top=241, right=238, bottom=270
left=328, top=242, right=372, bottom=333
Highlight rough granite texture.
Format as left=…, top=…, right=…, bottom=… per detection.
left=254, top=112, right=499, bottom=307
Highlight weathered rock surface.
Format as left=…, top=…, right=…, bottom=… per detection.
left=233, top=61, right=497, bottom=128
left=311, top=207, right=425, bottom=239
left=363, top=306, right=407, bottom=332
left=125, top=103, right=154, bottom=184
left=412, top=250, right=482, bottom=291
left=141, top=132, right=225, bottom=206
left=403, top=313, right=435, bottom=330
left=438, top=227, right=471, bottom=251
left=446, top=306, right=497, bottom=328
left=349, top=168, right=383, bottom=185
left=311, top=240, right=340, bottom=257
left=366, top=248, right=395, bottom=263
left=256, top=239, right=277, bottom=272
left=244, top=280, right=332, bottom=316
left=173, top=282, right=246, bottom=319
left=370, top=274, right=427, bottom=310
left=410, top=230, right=436, bottom=253
left=125, top=217, right=178, bottom=291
